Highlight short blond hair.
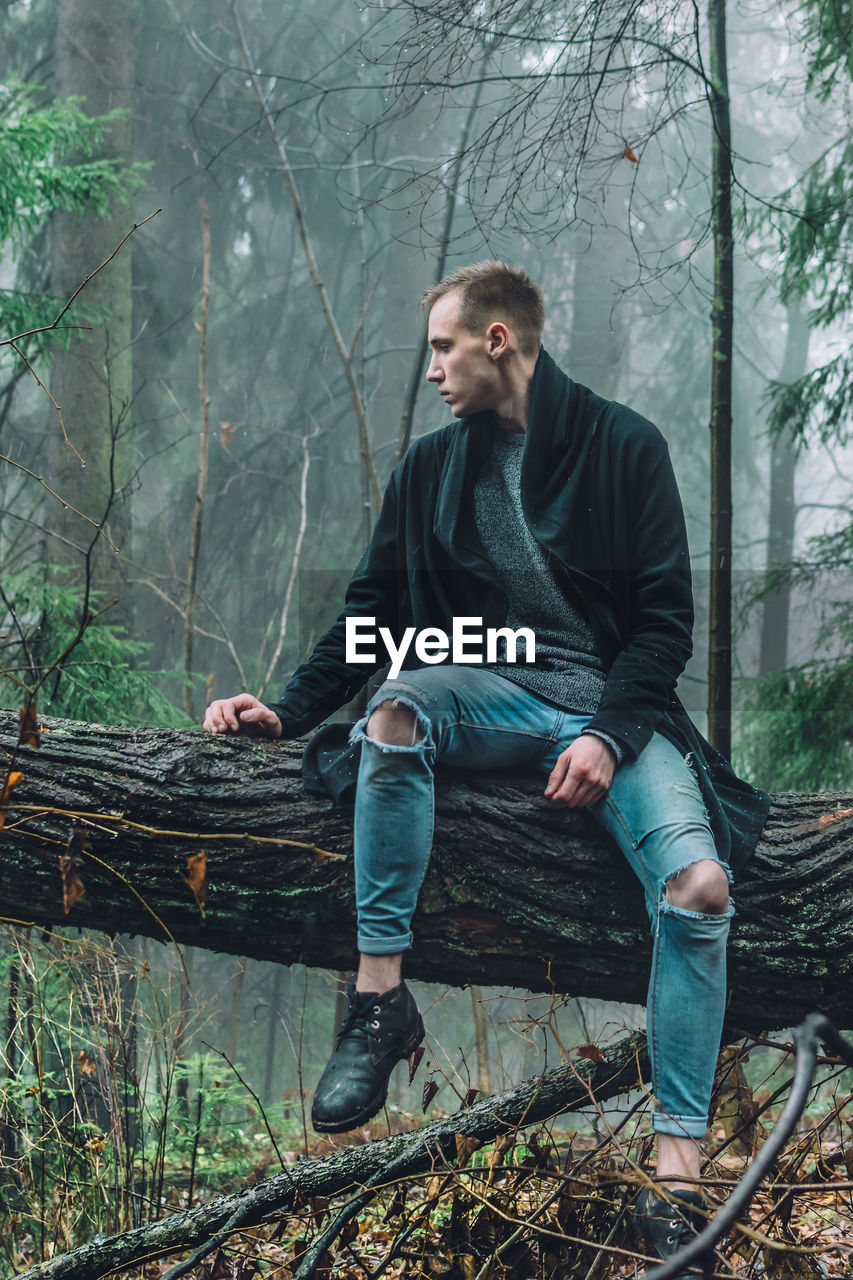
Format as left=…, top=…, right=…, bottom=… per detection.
left=420, top=260, right=545, bottom=356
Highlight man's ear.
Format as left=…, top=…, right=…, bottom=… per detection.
left=487, top=321, right=510, bottom=358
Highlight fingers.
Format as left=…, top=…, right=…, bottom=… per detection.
left=202, top=696, right=282, bottom=739
left=202, top=693, right=262, bottom=735
left=545, top=736, right=615, bottom=808
left=546, top=767, right=604, bottom=806
left=202, top=698, right=240, bottom=733
left=239, top=706, right=283, bottom=739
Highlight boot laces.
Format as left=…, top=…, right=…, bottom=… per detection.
left=337, top=994, right=383, bottom=1046
left=665, top=1215, right=696, bottom=1249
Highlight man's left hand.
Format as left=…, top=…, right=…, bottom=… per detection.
left=545, top=735, right=616, bottom=808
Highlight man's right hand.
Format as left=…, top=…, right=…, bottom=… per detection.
left=202, top=693, right=282, bottom=739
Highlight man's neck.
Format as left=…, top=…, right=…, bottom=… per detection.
left=492, top=408, right=527, bottom=434
left=490, top=354, right=537, bottom=432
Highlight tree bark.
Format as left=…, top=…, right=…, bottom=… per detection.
left=1, top=710, right=851, bottom=1033
left=15, top=1028, right=650, bottom=1280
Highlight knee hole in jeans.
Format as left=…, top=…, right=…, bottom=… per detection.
left=366, top=698, right=426, bottom=747
left=665, top=858, right=730, bottom=915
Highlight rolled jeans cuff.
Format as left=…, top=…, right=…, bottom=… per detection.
left=357, top=930, right=413, bottom=955
left=651, top=1110, right=709, bottom=1139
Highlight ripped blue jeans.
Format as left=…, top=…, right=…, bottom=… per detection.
left=350, top=664, right=732, bottom=1138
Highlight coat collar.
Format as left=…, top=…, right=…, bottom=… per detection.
left=432, top=348, right=603, bottom=561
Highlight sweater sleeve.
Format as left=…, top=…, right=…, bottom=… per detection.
left=583, top=439, right=694, bottom=762
left=264, top=469, right=403, bottom=739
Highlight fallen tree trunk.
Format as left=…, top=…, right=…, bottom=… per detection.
left=16, top=1029, right=650, bottom=1280
left=1, top=711, right=852, bottom=1032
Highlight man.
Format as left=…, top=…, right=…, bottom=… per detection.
left=204, top=262, right=770, bottom=1271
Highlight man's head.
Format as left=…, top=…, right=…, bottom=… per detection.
left=421, top=261, right=544, bottom=421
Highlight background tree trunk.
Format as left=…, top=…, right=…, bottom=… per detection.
left=707, top=0, right=735, bottom=754
left=759, top=297, right=810, bottom=674
left=566, top=223, right=627, bottom=400
left=470, top=985, right=491, bottom=1095
left=48, top=0, right=138, bottom=607
left=1, top=712, right=851, bottom=1032
left=181, top=199, right=212, bottom=720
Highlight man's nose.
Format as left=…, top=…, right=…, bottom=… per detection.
left=426, top=355, right=440, bottom=382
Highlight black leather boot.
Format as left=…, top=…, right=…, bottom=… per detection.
left=311, top=981, right=425, bottom=1133
left=635, top=1187, right=707, bottom=1278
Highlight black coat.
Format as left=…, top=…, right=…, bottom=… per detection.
left=268, top=349, right=770, bottom=874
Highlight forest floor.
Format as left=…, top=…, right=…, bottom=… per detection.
left=116, top=1098, right=853, bottom=1280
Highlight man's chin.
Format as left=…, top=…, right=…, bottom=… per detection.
left=439, top=393, right=470, bottom=418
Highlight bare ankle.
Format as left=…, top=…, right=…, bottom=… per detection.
left=655, top=1133, right=703, bottom=1191
left=355, top=952, right=402, bottom=995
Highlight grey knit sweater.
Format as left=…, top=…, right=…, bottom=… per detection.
left=473, top=426, right=620, bottom=757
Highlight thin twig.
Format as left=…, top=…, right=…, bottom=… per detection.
left=8, top=342, right=83, bottom=462
left=0, top=454, right=117, bottom=549
left=0, top=210, right=161, bottom=349
left=258, top=423, right=319, bottom=698
left=129, top=577, right=250, bottom=689
left=5, top=803, right=344, bottom=858
left=0, top=583, right=37, bottom=684
left=72, top=844, right=191, bottom=986
left=200, top=1041, right=291, bottom=1177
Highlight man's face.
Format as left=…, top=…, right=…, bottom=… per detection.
left=425, top=291, right=502, bottom=418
